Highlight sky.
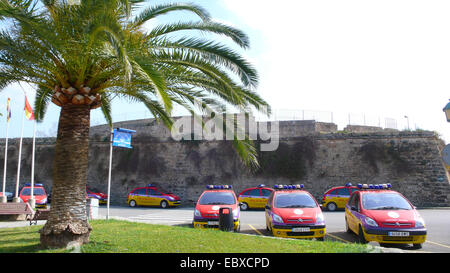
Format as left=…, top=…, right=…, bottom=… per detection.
left=1, top=0, right=450, bottom=143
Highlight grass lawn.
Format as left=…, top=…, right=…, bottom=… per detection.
left=0, top=219, right=375, bottom=253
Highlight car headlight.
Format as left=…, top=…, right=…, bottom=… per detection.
left=167, top=196, right=175, bottom=201
left=194, top=209, right=201, bottom=217
left=415, top=216, right=425, bottom=228
left=272, top=213, right=284, bottom=224
left=364, top=216, right=378, bottom=227
left=315, top=212, right=325, bottom=223
left=233, top=209, right=239, bottom=218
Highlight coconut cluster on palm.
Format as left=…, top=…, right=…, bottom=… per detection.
left=0, top=0, right=270, bottom=248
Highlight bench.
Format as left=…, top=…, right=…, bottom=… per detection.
left=29, top=209, right=50, bottom=225
left=0, top=203, right=34, bottom=221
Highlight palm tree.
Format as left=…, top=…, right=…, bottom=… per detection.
left=0, top=0, right=270, bottom=248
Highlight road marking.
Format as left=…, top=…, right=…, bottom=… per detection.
left=325, top=233, right=351, bottom=243
left=248, top=224, right=264, bottom=236
left=426, top=240, right=450, bottom=249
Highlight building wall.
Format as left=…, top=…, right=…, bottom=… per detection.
left=0, top=118, right=449, bottom=207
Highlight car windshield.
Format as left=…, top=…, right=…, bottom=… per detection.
left=199, top=192, right=236, bottom=205
left=88, top=187, right=101, bottom=193
left=21, top=188, right=46, bottom=196
left=274, top=192, right=317, bottom=208
left=362, top=192, right=413, bottom=210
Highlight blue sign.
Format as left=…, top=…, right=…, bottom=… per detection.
left=112, top=128, right=136, bottom=149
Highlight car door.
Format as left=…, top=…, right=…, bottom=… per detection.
left=247, top=189, right=262, bottom=208
left=265, top=194, right=274, bottom=228
left=346, top=193, right=361, bottom=233
left=336, top=188, right=351, bottom=208
left=134, top=188, right=148, bottom=205
left=261, top=189, right=273, bottom=208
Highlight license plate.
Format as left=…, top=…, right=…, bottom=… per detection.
left=208, top=221, right=219, bottom=226
left=292, top=227, right=310, bottom=232
left=388, top=232, right=409, bottom=236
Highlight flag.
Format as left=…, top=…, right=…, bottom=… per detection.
left=24, top=96, right=34, bottom=120
left=6, top=98, right=11, bottom=122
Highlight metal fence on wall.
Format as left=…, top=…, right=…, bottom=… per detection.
left=88, top=108, right=424, bottom=133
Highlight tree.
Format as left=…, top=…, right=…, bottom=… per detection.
left=0, top=0, right=269, bottom=248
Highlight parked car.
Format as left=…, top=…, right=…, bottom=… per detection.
left=0, top=191, right=13, bottom=201
left=193, top=185, right=240, bottom=232
left=19, top=183, right=48, bottom=208
left=345, top=183, right=426, bottom=249
left=127, top=184, right=181, bottom=208
left=238, top=184, right=274, bottom=210
left=86, top=186, right=108, bottom=204
left=321, top=183, right=359, bottom=211
left=265, top=184, right=326, bottom=241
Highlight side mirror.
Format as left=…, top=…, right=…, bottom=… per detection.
left=351, top=206, right=357, bottom=211
left=193, top=202, right=197, bottom=207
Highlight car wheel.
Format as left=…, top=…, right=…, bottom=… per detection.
left=234, top=224, right=240, bottom=233
left=129, top=200, right=137, bottom=207
left=240, top=202, right=249, bottom=211
left=326, top=202, right=337, bottom=211
left=412, top=244, right=422, bottom=249
left=160, top=200, right=169, bottom=208
left=358, top=225, right=368, bottom=244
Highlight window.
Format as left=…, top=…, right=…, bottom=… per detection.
left=149, top=188, right=162, bottom=196
left=247, top=189, right=261, bottom=196
left=274, top=193, right=317, bottom=208
left=261, top=189, right=273, bottom=197
left=199, top=192, right=236, bottom=205
left=242, top=190, right=251, bottom=196
left=21, top=188, right=45, bottom=196
left=134, top=188, right=147, bottom=195
left=362, top=193, right=412, bottom=210
left=329, top=189, right=338, bottom=195
left=350, top=188, right=359, bottom=194
left=337, top=188, right=350, bottom=196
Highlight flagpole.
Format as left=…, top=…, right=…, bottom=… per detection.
left=1, top=119, right=9, bottom=203
left=13, top=102, right=25, bottom=203
left=106, top=129, right=113, bottom=220
left=29, top=120, right=36, bottom=208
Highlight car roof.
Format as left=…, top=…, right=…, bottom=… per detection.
left=203, top=189, right=235, bottom=193
left=358, top=189, right=398, bottom=194
left=241, top=186, right=273, bottom=191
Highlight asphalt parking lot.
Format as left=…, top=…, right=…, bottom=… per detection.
left=1, top=205, right=448, bottom=253
left=97, top=206, right=450, bottom=253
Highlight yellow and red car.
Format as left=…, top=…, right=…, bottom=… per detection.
left=193, top=185, right=240, bottom=232
left=19, top=183, right=48, bottom=208
left=238, top=184, right=274, bottom=210
left=345, top=183, right=427, bottom=249
left=265, top=184, right=326, bottom=241
left=321, top=183, right=359, bottom=211
left=127, top=184, right=181, bottom=208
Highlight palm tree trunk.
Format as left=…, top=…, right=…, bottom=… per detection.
left=40, top=104, right=92, bottom=248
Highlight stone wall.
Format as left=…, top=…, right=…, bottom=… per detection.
left=1, top=118, right=449, bottom=207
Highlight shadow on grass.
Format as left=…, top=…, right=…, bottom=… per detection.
left=0, top=243, right=44, bottom=253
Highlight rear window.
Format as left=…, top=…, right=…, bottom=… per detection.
left=274, top=192, right=317, bottom=208
left=362, top=193, right=413, bottom=210
left=199, top=192, right=236, bottom=205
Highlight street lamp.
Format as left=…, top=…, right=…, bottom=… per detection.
left=404, top=115, right=410, bottom=130
left=443, top=100, right=450, bottom=122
